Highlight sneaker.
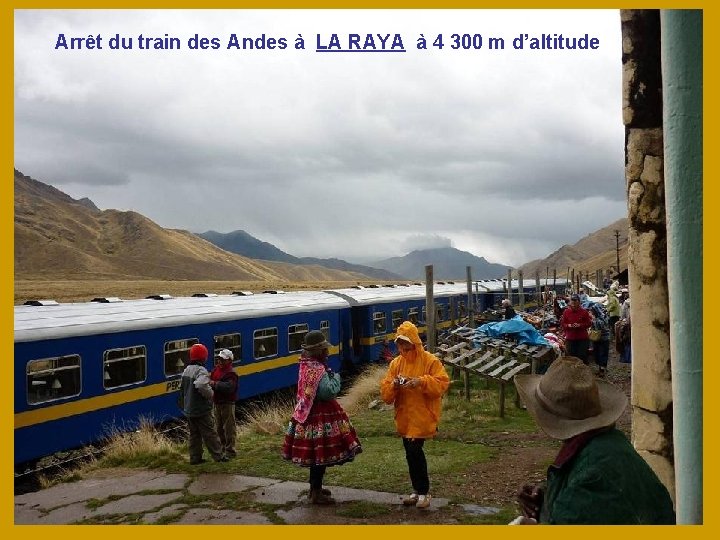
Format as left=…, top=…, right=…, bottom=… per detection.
left=415, top=494, right=432, bottom=509
left=402, top=493, right=419, bottom=506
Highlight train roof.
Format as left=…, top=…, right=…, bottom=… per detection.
left=14, top=291, right=349, bottom=343
left=325, top=283, right=463, bottom=305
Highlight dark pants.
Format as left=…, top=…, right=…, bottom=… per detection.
left=309, top=465, right=327, bottom=489
left=402, top=437, right=429, bottom=495
left=592, top=339, right=610, bottom=368
left=187, top=412, right=223, bottom=463
left=566, top=339, right=590, bottom=364
left=609, top=316, right=620, bottom=337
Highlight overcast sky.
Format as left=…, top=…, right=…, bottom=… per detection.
left=14, top=9, right=626, bottom=267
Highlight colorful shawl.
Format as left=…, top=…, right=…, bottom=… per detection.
left=291, top=353, right=327, bottom=423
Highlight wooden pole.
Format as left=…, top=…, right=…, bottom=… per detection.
left=507, top=268, right=512, bottom=303
left=545, top=266, right=550, bottom=301
left=466, top=266, right=474, bottom=329
left=518, top=270, right=525, bottom=311
left=425, top=265, right=436, bottom=353
left=535, top=271, right=541, bottom=308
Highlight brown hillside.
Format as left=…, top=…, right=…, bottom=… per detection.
left=519, top=217, right=630, bottom=278
left=14, top=170, right=366, bottom=282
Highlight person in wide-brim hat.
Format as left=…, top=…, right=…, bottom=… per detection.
left=514, top=355, right=627, bottom=440
left=301, top=330, right=331, bottom=351
left=512, top=356, right=675, bottom=525
left=282, top=329, right=362, bottom=505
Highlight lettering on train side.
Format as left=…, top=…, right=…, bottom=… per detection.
left=165, top=379, right=181, bottom=392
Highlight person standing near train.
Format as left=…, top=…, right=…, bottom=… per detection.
left=282, top=330, right=362, bottom=504
left=380, top=321, right=450, bottom=509
left=180, top=343, right=228, bottom=464
left=210, top=348, right=239, bottom=459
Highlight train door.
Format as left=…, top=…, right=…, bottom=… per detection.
left=351, top=308, right=363, bottom=358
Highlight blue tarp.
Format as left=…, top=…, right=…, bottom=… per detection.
left=476, top=315, right=549, bottom=346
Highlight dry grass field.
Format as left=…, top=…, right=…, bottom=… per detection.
left=14, top=279, right=398, bottom=305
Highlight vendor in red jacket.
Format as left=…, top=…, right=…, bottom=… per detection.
left=560, top=294, right=592, bottom=364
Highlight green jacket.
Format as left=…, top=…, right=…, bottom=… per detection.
left=540, top=428, right=676, bottom=524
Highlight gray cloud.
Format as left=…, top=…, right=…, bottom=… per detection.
left=401, top=234, right=455, bottom=252
left=14, top=9, right=627, bottom=267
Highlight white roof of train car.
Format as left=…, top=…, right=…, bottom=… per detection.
left=325, top=284, right=463, bottom=305
left=14, top=291, right=349, bottom=343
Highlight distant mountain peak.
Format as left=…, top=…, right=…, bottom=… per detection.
left=371, top=246, right=509, bottom=280
left=198, top=230, right=403, bottom=280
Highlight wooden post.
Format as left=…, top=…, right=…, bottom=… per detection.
left=553, top=268, right=557, bottom=291
left=463, top=356, right=470, bottom=400
left=499, top=382, right=506, bottom=418
left=545, top=266, right=550, bottom=303
left=535, top=271, right=541, bottom=308
left=466, top=266, right=474, bottom=329
left=425, top=265, right=436, bottom=353
left=507, top=268, right=512, bottom=304
left=518, top=270, right=525, bottom=311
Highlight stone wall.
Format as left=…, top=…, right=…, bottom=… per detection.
left=620, top=9, right=675, bottom=499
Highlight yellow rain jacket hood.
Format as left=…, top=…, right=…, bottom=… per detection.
left=380, top=321, right=450, bottom=438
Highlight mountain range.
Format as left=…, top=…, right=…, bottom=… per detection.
left=14, top=169, right=628, bottom=284
left=370, top=248, right=509, bottom=280
left=197, top=230, right=402, bottom=281
left=14, top=170, right=366, bottom=282
left=519, top=217, right=629, bottom=279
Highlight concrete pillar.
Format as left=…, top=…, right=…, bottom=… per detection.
left=661, top=9, right=703, bottom=523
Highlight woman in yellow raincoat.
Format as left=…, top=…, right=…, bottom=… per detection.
left=380, top=320, right=450, bottom=509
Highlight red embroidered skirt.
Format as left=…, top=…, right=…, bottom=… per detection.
left=281, top=399, right=362, bottom=467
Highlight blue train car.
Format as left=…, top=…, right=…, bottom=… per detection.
left=14, top=291, right=348, bottom=465
left=327, top=284, right=465, bottom=365
left=501, top=278, right=569, bottom=309
left=14, top=278, right=570, bottom=466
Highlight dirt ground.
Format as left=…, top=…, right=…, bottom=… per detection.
left=448, top=347, right=632, bottom=510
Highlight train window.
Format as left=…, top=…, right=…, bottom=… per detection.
left=408, top=307, right=419, bottom=325
left=437, top=304, right=447, bottom=322
left=391, top=310, right=403, bottom=331
left=373, top=311, right=386, bottom=335
left=103, top=346, right=147, bottom=389
left=164, top=338, right=199, bottom=376
left=26, top=355, right=81, bottom=405
left=254, top=328, right=278, bottom=359
left=459, top=301, right=467, bottom=317
left=214, top=333, right=242, bottom=365
left=421, top=306, right=427, bottom=323
left=320, top=320, right=330, bottom=340
left=288, top=323, right=309, bottom=353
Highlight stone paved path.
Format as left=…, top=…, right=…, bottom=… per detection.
left=14, top=468, right=500, bottom=525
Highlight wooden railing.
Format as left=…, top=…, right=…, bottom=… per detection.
left=436, top=326, right=557, bottom=417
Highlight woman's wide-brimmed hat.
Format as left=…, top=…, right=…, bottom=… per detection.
left=514, top=356, right=627, bottom=440
left=301, top=330, right=331, bottom=351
